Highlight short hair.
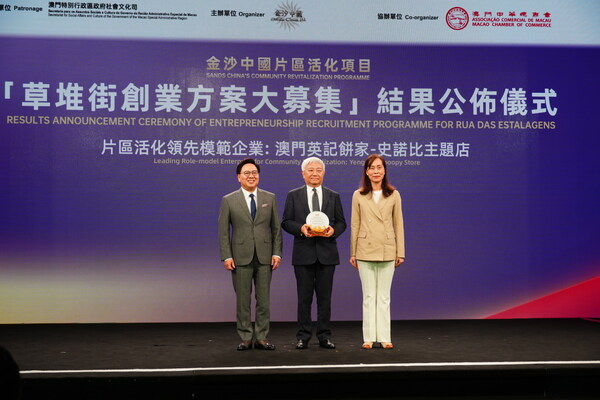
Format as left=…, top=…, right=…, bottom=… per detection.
left=236, top=158, right=260, bottom=175
left=301, top=157, right=325, bottom=171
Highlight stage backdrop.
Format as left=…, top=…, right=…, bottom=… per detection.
left=1, top=0, right=599, bottom=323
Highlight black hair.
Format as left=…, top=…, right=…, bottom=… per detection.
left=236, top=158, right=260, bottom=175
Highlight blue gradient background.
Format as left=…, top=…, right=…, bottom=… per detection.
left=1, top=38, right=599, bottom=322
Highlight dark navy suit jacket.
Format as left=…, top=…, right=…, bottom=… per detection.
left=281, top=186, right=346, bottom=265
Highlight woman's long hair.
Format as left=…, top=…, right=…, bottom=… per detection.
left=359, top=154, right=395, bottom=197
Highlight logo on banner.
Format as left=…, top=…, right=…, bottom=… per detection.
left=471, top=10, right=552, bottom=29
left=446, top=7, right=469, bottom=30
left=271, top=1, right=306, bottom=30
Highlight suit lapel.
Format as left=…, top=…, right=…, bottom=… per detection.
left=254, top=188, right=267, bottom=222
left=300, top=186, right=311, bottom=216
left=365, top=191, right=384, bottom=221
left=321, top=187, right=330, bottom=213
left=235, top=189, right=253, bottom=222
left=376, top=193, right=390, bottom=214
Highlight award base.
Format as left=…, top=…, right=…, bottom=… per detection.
left=308, top=226, right=328, bottom=236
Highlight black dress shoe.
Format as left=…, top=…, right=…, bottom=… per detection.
left=254, top=340, right=276, bottom=350
left=296, top=339, right=309, bottom=349
left=237, top=341, right=252, bottom=351
left=319, top=339, right=336, bottom=349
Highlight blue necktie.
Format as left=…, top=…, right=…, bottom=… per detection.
left=249, top=193, right=256, bottom=220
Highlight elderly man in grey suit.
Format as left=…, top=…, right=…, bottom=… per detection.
left=218, top=158, right=282, bottom=351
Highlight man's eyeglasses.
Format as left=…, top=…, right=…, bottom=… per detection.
left=241, top=170, right=259, bottom=177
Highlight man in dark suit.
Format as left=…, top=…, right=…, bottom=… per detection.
left=282, top=157, right=346, bottom=349
left=218, top=158, right=282, bottom=351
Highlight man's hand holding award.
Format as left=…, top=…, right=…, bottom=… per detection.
left=303, top=211, right=334, bottom=237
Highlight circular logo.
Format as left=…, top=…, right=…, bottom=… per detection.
left=446, top=7, right=469, bottom=30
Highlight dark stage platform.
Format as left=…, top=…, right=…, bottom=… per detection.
left=1, top=319, right=599, bottom=399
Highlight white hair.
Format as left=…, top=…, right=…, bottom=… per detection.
left=301, top=157, right=325, bottom=171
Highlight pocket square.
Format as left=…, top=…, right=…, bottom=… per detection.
left=261, top=203, right=269, bottom=208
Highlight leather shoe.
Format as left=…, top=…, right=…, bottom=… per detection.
left=319, top=339, right=336, bottom=349
left=237, top=341, right=252, bottom=351
left=296, top=339, right=309, bottom=349
left=254, top=340, right=276, bottom=350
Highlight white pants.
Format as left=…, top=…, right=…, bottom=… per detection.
left=357, top=260, right=395, bottom=343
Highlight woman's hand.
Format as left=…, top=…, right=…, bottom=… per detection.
left=349, top=256, right=358, bottom=269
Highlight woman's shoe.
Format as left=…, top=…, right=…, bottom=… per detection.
left=361, top=342, right=373, bottom=349
left=381, top=342, right=394, bottom=349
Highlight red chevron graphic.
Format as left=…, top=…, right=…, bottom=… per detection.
left=487, top=275, right=600, bottom=319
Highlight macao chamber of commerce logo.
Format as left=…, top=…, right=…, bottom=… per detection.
left=446, top=7, right=469, bottom=30
left=271, top=1, right=306, bottom=30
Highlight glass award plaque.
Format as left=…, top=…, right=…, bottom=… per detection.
left=306, top=211, right=329, bottom=236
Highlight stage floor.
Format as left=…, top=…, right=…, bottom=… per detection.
left=1, top=319, right=599, bottom=399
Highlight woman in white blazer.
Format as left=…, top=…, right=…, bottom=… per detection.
left=350, top=154, right=405, bottom=349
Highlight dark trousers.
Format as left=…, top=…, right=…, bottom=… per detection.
left=294, top=262, right=335, bottom=342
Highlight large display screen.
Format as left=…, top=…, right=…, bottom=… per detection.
left=1, top=1, right=599, bottom=323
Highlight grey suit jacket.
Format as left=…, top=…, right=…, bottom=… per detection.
left=218, top=188, right=282, bottom=266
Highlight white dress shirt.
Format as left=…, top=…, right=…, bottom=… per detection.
left=241, top=187, right=257, bottom=215
left=306, top=185, right=323, bottom=212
